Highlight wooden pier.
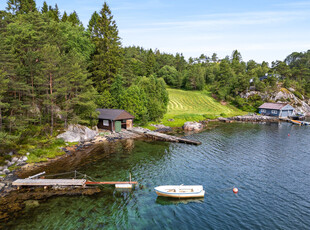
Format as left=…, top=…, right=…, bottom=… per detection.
left=12, top=179, right=86, bottom=187
left=85, top=181, right=138, bottom=185
left=12, top=171, right=138, bottom=189
left=129, top=128, right=201, bottom=145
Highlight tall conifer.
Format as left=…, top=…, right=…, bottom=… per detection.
left=89, top=2, right=123, bottom=93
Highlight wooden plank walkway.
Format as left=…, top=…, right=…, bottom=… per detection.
left=85, top=181, right=138, bottom=185
left=129, top=128, right=201, bottom=145
left=12, top=179, right=86, bottom=186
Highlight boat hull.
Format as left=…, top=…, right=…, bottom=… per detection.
left=155, top=190, right=205, bottom=198
left=154, top=185, right=205, bottom=198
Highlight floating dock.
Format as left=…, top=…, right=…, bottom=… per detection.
left=129, top=128, right=201, bottom=145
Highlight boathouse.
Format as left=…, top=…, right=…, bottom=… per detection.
left=258, top=103, right=295, bottom=117
left=97, top=109, right=134, bottom=132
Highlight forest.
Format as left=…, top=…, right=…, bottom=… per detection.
left=0, top=0, right=309, bottom=154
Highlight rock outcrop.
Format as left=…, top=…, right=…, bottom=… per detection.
left=150, top=124, right=172, bottom=132
left=241, top=88, right=310, bottom=116
left=57, top=124, right=97, bottom=143
left=182, top=122, right=204, bottom=131
left=230, top=115, right=279, bottom=122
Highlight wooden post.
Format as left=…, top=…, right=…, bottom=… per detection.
left=129, top=173, right=131, bottom=184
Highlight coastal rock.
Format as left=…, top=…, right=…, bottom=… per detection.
left=150, top=124, right=172, bottom=132
left=240, top=88, right=310, bottom=115
left=3, top=169, right=10, bottom=174
left=182, top=122, right=204, bottom=131
left=11, top=157, right=18, bottom=163
left=57, top=124, right=97, bottom=143
left=20, top=156, right=28, bottom=161
left=0, top=166, right=4, bottom=171
left=5, top=160, right=13, bottom=167
left=92, top=126, right=99, bottom=133
left=0, top=183, right=5, bottom=190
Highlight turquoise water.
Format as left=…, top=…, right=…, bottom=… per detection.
left=5, top=122, right=310, bottom=229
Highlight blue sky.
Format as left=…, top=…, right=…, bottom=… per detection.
left=1, top=0, right=310, bottom=63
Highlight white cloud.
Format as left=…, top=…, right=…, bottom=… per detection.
left=118, top=6, right=310, bottom=63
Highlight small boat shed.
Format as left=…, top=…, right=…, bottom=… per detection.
left=258, top=103, right=295, bottom=117
left=97, top=109, right=134, bottom=132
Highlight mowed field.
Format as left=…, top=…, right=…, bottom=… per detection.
left=164, top=89, right=243, bottom=124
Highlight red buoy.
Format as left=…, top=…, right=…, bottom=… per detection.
left=233, top=188, right=238, bottom=194
left=288, top=134, right=290, bottom=136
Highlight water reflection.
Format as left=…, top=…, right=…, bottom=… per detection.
left=155, top=196, right=204, bottom=205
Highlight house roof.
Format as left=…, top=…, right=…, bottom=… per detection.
left=96, top=109, right=134, bottom=120
left=258, top=103, right=290, bottom=110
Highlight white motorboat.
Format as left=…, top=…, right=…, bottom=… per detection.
left=154, top=185, right=205, bottom=198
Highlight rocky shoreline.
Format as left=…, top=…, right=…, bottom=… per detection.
left=222, top=114, right=286, bottom=123
left=0, top=114, right=302, bottom=224
left=0, top=115, right=292, bottom=186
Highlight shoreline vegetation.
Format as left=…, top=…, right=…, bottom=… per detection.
left=0, top=0, right=309, bottom=224
left=0, top=113, right=295, bottom=180
left=0, top=114, right=306, bottom=223
left=1, top=1, right=309, bottom=182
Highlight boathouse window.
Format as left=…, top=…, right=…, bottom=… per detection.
left=271, top=110, right=277, bottom=114
left=103, top=120, right=109, bottom=126
left=261, top=109, right=266, bottom=113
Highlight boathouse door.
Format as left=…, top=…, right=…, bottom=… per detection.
left=126, top=120, right=133, bottom=129
left=115, top=121, right=122, bottom=133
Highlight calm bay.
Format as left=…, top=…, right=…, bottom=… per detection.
left=5, top=122, right=310, bottom=229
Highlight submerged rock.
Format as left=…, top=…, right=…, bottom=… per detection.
left=24, top=200, right=40, bottom=208
left=183, top=122, right=204, bottom=131
left=57, top=124, right=97, bottom=142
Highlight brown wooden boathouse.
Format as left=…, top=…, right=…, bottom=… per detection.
left=97, top=109, right=134, bottom=132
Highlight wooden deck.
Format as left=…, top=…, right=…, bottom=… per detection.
left=129, top=128, right=201, bottom=145
left=12, top=179, right=86, bottom=186
left=85, top=181, right=138, bottom=185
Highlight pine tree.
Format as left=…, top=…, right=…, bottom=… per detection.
left=39, top=44, right=61, bottom=135
left=0, top=70, right=9, bottom=130
left=61, top=11, right=68, bottom=22
left=89, top=2, right=123, bottom=93
left=41, top=1, right=48, bottom=14
left=88, top=11, right=99, bottom=36
left=146, top=49, right=156, bottom=76
left=68, top=11, right=81, bottom=26
left=6, top=0, right=37, bottom=14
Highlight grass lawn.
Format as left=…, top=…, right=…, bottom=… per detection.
left=160, top=88, right=245, bottom=127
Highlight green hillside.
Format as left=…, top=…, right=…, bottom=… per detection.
left=161, top=89, right=244, bottom=127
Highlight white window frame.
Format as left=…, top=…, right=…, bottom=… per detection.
left=271, top=110, right=277, bottom=114
left=261, top=109, right=266, bottom=113
left=103, top=120, right=109, bottom=126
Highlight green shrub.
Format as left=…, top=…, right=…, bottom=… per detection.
left=293, top=91, right=303, bottom=100
left=203, top=114, right=218, bottom=119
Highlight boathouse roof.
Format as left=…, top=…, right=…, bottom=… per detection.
left=258, top=103, right=292, bottom=110
left=96, top=109, right=134, bottom=120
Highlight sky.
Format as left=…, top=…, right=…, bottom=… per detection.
left=1, top=0, right=310, bottom=63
